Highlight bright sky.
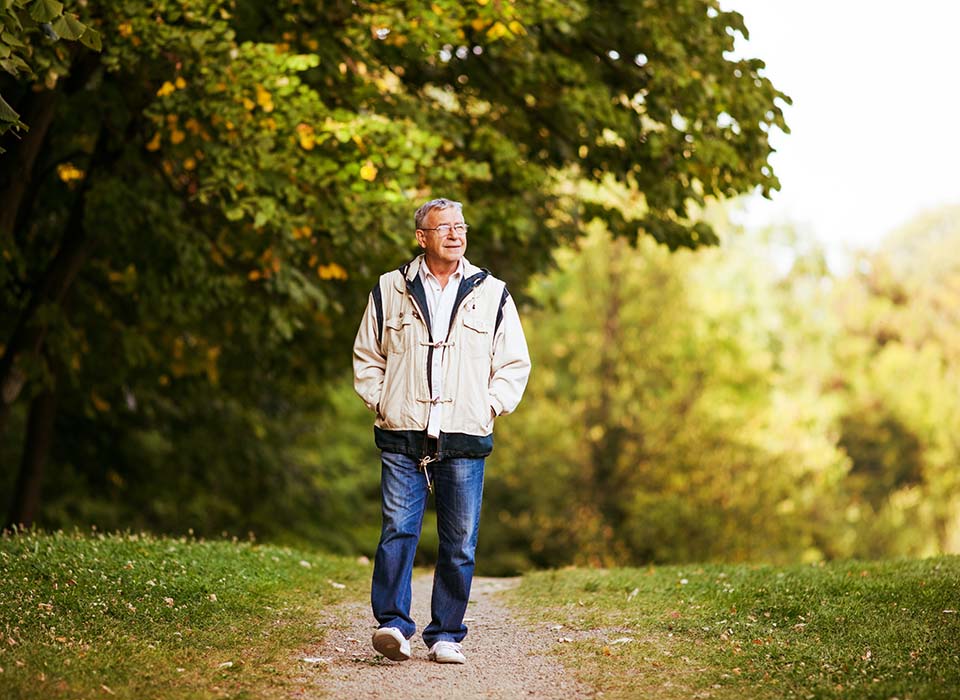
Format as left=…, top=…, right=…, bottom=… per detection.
left=722, top=1, right=960, bottom=256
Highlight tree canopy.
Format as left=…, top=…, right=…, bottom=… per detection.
left=1, top=0, right=789, bottom=529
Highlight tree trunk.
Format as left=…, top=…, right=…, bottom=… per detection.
left=5, top=371, right=58, bottom=530
left=0, top=54, right=103, bottom=439
left=0, top=90, right=59, bottom=237
left=0, top=190, right=94, bottom=437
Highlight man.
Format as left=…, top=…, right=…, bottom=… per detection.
left=352, top=198, right=531, bottom=664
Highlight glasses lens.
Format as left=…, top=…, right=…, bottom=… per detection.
left=433, top=223, right=469, bottom=234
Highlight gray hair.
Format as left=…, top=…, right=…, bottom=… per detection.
left=414, top=198, right=463, bottom=230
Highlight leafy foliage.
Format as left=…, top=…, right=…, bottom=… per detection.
left=1, top=1, right=789, bottom=533
left=0, top=0, right=100, bottom=145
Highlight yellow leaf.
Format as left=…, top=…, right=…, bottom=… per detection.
left=487, top=21, right=508, bottom=40
left=359, top=161, right=378, bottom=181
left=296, top=123, right=316, bottom=150
left=318, top=263, right=348, bottom=280
left=174, top=76, right=186, bottom=89
left=256, top=85, right=274, bottom=112
left=242, top=97, right=255, bottom=111
left=170, top=129, right=185, bottom=145
left=470, top=18, right=486, bottom=31
left=91, top=392, right=110, bottom=412
left=508, top=21, right=526, bottom=35
left=183, top=157, right=196, bottom=171
left=248, top=270, right=262, bottom=281
left=145, top=132, right=162, bottom=151
left=118, top=22, right=132, bottom=38
left=156, top=81, right=176, bottom=97
left=56, top=163, right=85, bottom=183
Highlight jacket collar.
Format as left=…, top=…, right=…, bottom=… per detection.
left=397, top=254, right=483, bottom=290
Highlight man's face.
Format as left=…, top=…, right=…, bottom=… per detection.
left=416, top=207, right=467, bottom=267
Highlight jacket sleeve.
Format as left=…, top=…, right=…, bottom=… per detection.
left=488, top=292, right=531, bottom=416
left=353, top=289, right=386, bottom=414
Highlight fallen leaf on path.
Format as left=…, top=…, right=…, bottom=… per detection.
left=345, top=637, right=360, bottom=643
left=335, top=646, right=346, bottom=653
left=328, top=580, right=346, bottom=589
left=558, top=637, right=573, bottom=643
left=101, top=684, right=115, bottom=695
left=610, top=637, right=634, bottom=645
left=549, top=624, right=563, bottom=631
left=301, top=657, right=329, bottom=664
left=299, top=560, right=312, bottom=568
left=218, top=661, right=233, bottom=669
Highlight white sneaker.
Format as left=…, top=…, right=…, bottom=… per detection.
left=372, top=627, right=411, bottom=661
left=428, top=640, right=466, bottom=664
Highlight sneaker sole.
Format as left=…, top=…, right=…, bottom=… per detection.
left=372, top=631, right=410, bottom=661
left=429, top=654, right=466, bottom=664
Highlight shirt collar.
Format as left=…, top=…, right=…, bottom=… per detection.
left=419, top=257, right=464, bottom=288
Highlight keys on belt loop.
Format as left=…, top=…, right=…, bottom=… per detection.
left=418, top=454, right=437, bottom=494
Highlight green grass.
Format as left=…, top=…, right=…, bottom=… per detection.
left=0, top=528, right=368, bottom=699
left=510, top=557, right=960, bottom=700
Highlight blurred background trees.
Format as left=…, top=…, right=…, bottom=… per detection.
left=2, top=1, right=957, bottom=572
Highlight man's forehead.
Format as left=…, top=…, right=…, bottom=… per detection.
left=427, top=207, right=464, bottom=222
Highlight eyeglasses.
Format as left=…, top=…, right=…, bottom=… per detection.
left=420, top=223, right=470, bottom=235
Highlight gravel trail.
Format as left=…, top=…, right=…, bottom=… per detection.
left=297, top=574, right=594, bottom=699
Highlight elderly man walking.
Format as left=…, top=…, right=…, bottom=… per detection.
left=352, top=198, right=531, bottom=664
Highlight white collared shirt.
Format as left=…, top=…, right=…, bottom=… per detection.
left=419, top=259, right=464, bottom=438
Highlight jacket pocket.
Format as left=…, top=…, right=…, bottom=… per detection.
left=383, top=314, right=414, bottom=355
left=460, top=314, right=492, bottom=359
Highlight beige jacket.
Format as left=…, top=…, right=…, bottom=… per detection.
left=353, top=255, right=530, bottom=457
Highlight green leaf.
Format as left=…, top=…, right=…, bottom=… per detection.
left=79, top=26, right=100, bottom=51
left=0, top=53, right=29, bottom=76
left=1, top=12, right=23, bottom=34
left=51, top=12, right=84, bottom=40
left=0, top=42, right=9, bottom=58
left=0, top=90, right=25, bottom=127
left=28, top=0, right=62, bottom=23
left=1, top=28, right=25, bottom=47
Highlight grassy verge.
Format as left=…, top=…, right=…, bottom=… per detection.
left=0, top=528, right=368, bottom=699
left=509, top=557, right=960, bottom=699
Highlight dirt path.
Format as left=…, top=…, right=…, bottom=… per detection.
left=295, top=574, right=594, bottom=699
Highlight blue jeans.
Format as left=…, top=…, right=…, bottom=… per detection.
left=371, top=450, right=485, bottom=647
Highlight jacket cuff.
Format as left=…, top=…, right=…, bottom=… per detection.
left=490, top=395, right=504, bottom=417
